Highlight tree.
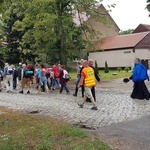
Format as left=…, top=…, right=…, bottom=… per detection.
left=1, top=0, right=114, bottom=65
left=104, top=60, right=109, bottom=73
left=94, top=60, right=99, bottom=75
left=119, top=29, right=134, bottom=35
left=147, top=0, right=150, bottom=16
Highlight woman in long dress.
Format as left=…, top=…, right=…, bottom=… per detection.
left=130, top=58, right=150, bottom=100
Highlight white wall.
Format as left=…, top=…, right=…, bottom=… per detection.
left=89, top=49, right=134, bottom=68
left=135, top=49, right=150, bottom=60
left=89, top=48, right=150, bottom=68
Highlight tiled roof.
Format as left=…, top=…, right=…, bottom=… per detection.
left=133, top=24, right=150, bottom=33
left=92, top=31, right=150, bottom=51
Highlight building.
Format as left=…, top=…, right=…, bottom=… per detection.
left=89, top=31, right=150, bottom=69
left=73, top=4, right=120, bottom=59
left=133, top=24, right=150, bottom=33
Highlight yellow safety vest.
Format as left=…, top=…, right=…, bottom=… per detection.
left=82, top=67, right=95, bottom=87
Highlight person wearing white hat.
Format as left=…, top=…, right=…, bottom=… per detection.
left=3, top=63, right=13, bottom=93
left=17, top=62, right=22, bottom=88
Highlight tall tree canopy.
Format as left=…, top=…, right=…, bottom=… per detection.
left=0, top=0, right=113, bottom=65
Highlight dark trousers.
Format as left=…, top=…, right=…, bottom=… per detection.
left=75, top=85, right=84, bottom=97
left=13, top=78, right=17, bottom=89
left=60, top=82, right=69, bottom=93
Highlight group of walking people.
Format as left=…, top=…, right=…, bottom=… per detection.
left=0, top=57, right=150, bottom=111
left=0, top=62, right=70, bottom=95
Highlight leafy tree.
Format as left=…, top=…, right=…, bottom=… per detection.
left=119, top=29, right=134, bottom=35
left=147, top=0, right=150, bottom=16
left=0, top=0, right=115, bottom=65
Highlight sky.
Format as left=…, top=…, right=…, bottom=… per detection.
left=102, top=0, right=150, bottom=31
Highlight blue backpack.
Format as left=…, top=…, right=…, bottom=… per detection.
left=0, top=70, right=3, bottom=80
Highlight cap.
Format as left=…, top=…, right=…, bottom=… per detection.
left=19, top=62, right=22, bottom=65
left=80, top=59, right=84, bottom=62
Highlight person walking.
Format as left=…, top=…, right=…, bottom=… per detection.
left=130, top=58, right=150, bottom=100
left=37, top=64, right=49, bottom=94
left=3, top=63, right=13, bottom=93
left=12, top=64, right=18, bottom=89
left=78, top=60, right=98, bottom=110
left=86, top=59, right=100, bottom=102
left=73, top=61, right=83, bottom=96
left=17, top=62, right=22, bottom=88
left=52, top=64, right=61, bottom=89
left=19, top=64, right=31, bottom=94
left=0, top=68, right=3, bottom=92
left=59, top=65, right=70, bottom=94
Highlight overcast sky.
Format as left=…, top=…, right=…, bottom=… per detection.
left=102, top=0, right=150, bottom=31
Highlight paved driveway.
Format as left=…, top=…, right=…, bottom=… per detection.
left=1, top=78, right=150, bottom=149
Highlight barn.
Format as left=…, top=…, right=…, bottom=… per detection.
left=88, top=26, right=150, bottom=69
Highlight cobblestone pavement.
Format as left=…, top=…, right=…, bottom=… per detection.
left=1, top=79, right=150, bottom=130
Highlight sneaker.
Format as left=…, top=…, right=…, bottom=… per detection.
left=78, top=103, right=84, bottom=108
left=27, top=91, right=30, bottom=94
left=7, top=90, right=10, bottom=93
left=73, top=93, right=77, bottom=97
left=91, top=106, right=98, bottom=110
left=19, top=90, right=23, bottom=94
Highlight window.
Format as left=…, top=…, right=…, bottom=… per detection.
left=124, top=51, right=131, bottom=54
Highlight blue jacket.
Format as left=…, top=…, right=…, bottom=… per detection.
left=131, top=62, right=149, bottom=82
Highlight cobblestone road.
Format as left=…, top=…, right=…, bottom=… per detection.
left=1, top=79, right=150, bottom=130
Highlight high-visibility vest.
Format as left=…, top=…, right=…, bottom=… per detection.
left=82, top=67, right=95, bottom=87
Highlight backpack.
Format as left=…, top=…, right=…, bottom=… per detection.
left=63, top=70, right=70, bottom=81
left=7, top=66, right=13, bottom=75
left=24, top=69, right=33, bottom=78
left=0, top=70, right=3, bottom=81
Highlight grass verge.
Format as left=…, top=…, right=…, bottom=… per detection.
left=69, top=70, right=132, bottom=81
left=0, top=110, right=111, bottom=150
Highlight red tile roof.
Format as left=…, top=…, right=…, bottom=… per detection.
left=133, top=24, right=150, bottom=33
left=92, top=31, right=150, bottom=51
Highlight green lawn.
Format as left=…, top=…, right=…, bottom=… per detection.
left=0, top=111, right=111, bottom=150
left=69, top=70, right=132, bottom=81
left=99, top=70, right=132, bottom=80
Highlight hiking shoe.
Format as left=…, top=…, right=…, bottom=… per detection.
left=91, top=106, right=98, bottom=110
left=27, top=91, right=30, bottom=94
left=19, top=90, right=23, bottom=94
left=73, top=93, right=77, bottom=96
left=78, top=103, right=84, bottom=108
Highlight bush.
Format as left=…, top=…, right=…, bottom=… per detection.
left=94, top=60, right=99, bottom=75
left=124, top=67, right=130, bottom=72
left=117, top=67, right=122, bottom=72
left=104, top=61, right=109, bottom=73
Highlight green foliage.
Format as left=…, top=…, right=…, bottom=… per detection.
left=147, top=0, right=150, bottom=16
left=104, top=61, right=109, bottom=73
left=124, top=67, right=130, bottom=72
left=0, top=0, right=115, bottom=65
left=94, top=60, right=99, bottom=75
left=119, top=29, right=134, bottom=35
left=117, top=67, right=122, bottom=72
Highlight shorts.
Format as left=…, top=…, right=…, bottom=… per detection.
left=39, top=77, right=47, bottom=86
left=84, top=86, right=93, bottom=99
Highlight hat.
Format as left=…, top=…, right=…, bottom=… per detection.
left=19, top=62, right=22, bottom=65
left=123, top=78, right=130, bottom=83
